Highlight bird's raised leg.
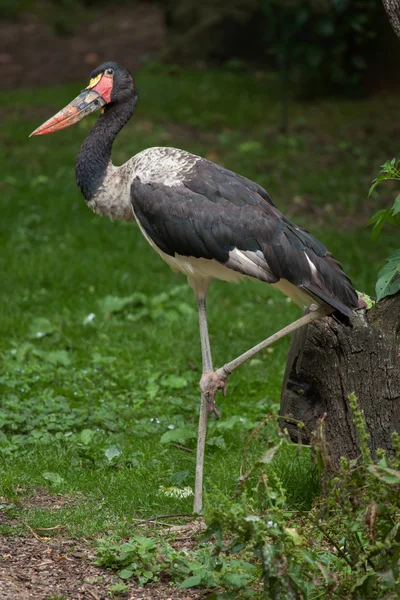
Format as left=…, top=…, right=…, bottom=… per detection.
left=193, top=292, right=224, bottom=513
left=214, top=304, right=333, bottom=390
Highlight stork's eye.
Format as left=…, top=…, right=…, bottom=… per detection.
left=105, top=68, right=114, bottom=76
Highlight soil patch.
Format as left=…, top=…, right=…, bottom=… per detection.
left=23, top=487, right=78, bottom=511
left=0, top=3, right=164, bottom=90
left=0, top=535, right=203, bottom=600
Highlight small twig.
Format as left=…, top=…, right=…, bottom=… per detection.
left=34, top=525, right=65, bottom=531
left=132, top=513, right=194, bottom=526
left=136, top=520, right=181, bottom=528
left=173, top=443, right=194, bottom=453
left=85, top=589, right=100, bottom=600
left=25, top=524, right=44, bottom=541
left=315, top=523, right=354, bottom=569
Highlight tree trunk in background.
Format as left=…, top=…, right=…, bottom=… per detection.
left=382, top=0, right=400, bottom=38
left=279, top=297, right=400, bottom=469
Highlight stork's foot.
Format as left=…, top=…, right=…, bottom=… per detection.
left=199, top=371, right=227, bottom=419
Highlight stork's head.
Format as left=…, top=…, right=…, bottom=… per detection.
left=30, top=62, right=137, bottom=136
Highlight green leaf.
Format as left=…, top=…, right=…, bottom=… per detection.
left=118, top=569, right=134, bottom=580
left=368, top=178, right=380, bottom=197
left=170, top=469, right=190, bottom=485
left=30, top=348, right=71, bottom=366
left=98, top=293, right=146, bottom=315
left=179, top=575, right=202, bottom=589
left=385, top=522, right=400, bottom=544
left=381, top=158, right=397, bottom=174
left=160, top=375, right=187, bottom=389
left=368, top=464, right=400, bottom=485
left=223, top=573, right=248, bottom=588
left=30, top=175, right=49, bottom=188
left=237, top=141, right=263, bottom=153
left=27, top=317, right=54, bottom=340
left=176, top=302, right=195, bottom=317
left=80, top=429, right=94, bottom=445
left=367, top=209, right=390, bottom=226
left=42, top=471, right=64, bottom=486
left=131, top=536, right=157, bottom=549
left=216, top=416, right=255, bottom=431
left=258, top=443, right=281, bottom=464
left=42, top=350, right=71, bottom=367
left=206, top=435, right=226, bottom=449
left=109, top=582, right=129, bottom=593
left=369, top=158, right=400, bottom=195
left=370, top=213, right=389, bottom=242
left=392, top=194, right=400, bottom=216
left=105, top=445, right=122, bottom=462
left=376, top=250, right=400, bottom=301
left=160, top=427, right=196, bottom=445
left=353, top=573, right=377, bottom=593
left=284, top=526, right=303, bottom=546
left=91, top=352, right=116, bottom=366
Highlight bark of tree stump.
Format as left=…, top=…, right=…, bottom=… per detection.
left=279, top=296, right=400, bottom=469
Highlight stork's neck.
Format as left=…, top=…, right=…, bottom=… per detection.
left=76, top=99, right=135, bottom=200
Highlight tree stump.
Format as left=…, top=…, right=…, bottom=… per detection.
left=279, top=295, right=400, bottom=469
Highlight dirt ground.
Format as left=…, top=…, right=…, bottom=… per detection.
left=0, top=490, right=204, bottom=600
left=0, top=535, right=203, bottom=600
left=0, top=2, right=164, bottom=90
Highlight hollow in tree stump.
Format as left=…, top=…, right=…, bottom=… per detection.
left=279, top=295, right=400, bottom=469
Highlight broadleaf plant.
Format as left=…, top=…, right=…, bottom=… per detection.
left=375, top=250, right=400, bottom=301
left=369, top=159, right=400, bottom=300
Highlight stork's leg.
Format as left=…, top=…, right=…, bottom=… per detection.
left=213, top=304, right=332, bottom=389
left=193, top=293, right=222, bottom=513
left=192, top=302, right=331, bottom=513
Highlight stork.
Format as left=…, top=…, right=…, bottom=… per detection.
left=30, top=62, right=361, bottom=512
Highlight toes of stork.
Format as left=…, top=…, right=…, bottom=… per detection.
left=199, top=371, right=227, bottom=419
left=199, top=371, right=227, bottom=396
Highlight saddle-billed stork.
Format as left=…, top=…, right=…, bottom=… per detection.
left=31, top=62, right=361, bottom=511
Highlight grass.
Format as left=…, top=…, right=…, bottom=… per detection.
left=0, top=62, right=398, bottom=546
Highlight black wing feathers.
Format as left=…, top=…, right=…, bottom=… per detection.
left=185, top=161, right=270, bottom=207
left=131, top=158, right=358, bottom=316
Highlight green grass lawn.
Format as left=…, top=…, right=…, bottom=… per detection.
left=0, top=63, right=398, bottom=554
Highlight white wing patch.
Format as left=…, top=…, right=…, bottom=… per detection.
left=226, top=248, right=275, bottom=283
left=305, top=254, right=318, bottom=276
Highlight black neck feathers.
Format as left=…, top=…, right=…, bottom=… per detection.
left=76, top=96, right=136, bottom=200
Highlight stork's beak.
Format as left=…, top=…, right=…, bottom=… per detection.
left=30, top=73, right=113, bottom=136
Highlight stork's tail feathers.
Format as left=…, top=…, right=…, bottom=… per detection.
left=302, top=252, right=361, bottom=318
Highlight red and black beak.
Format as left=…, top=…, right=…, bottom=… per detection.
left=30, top=73, right=114, bottom=136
